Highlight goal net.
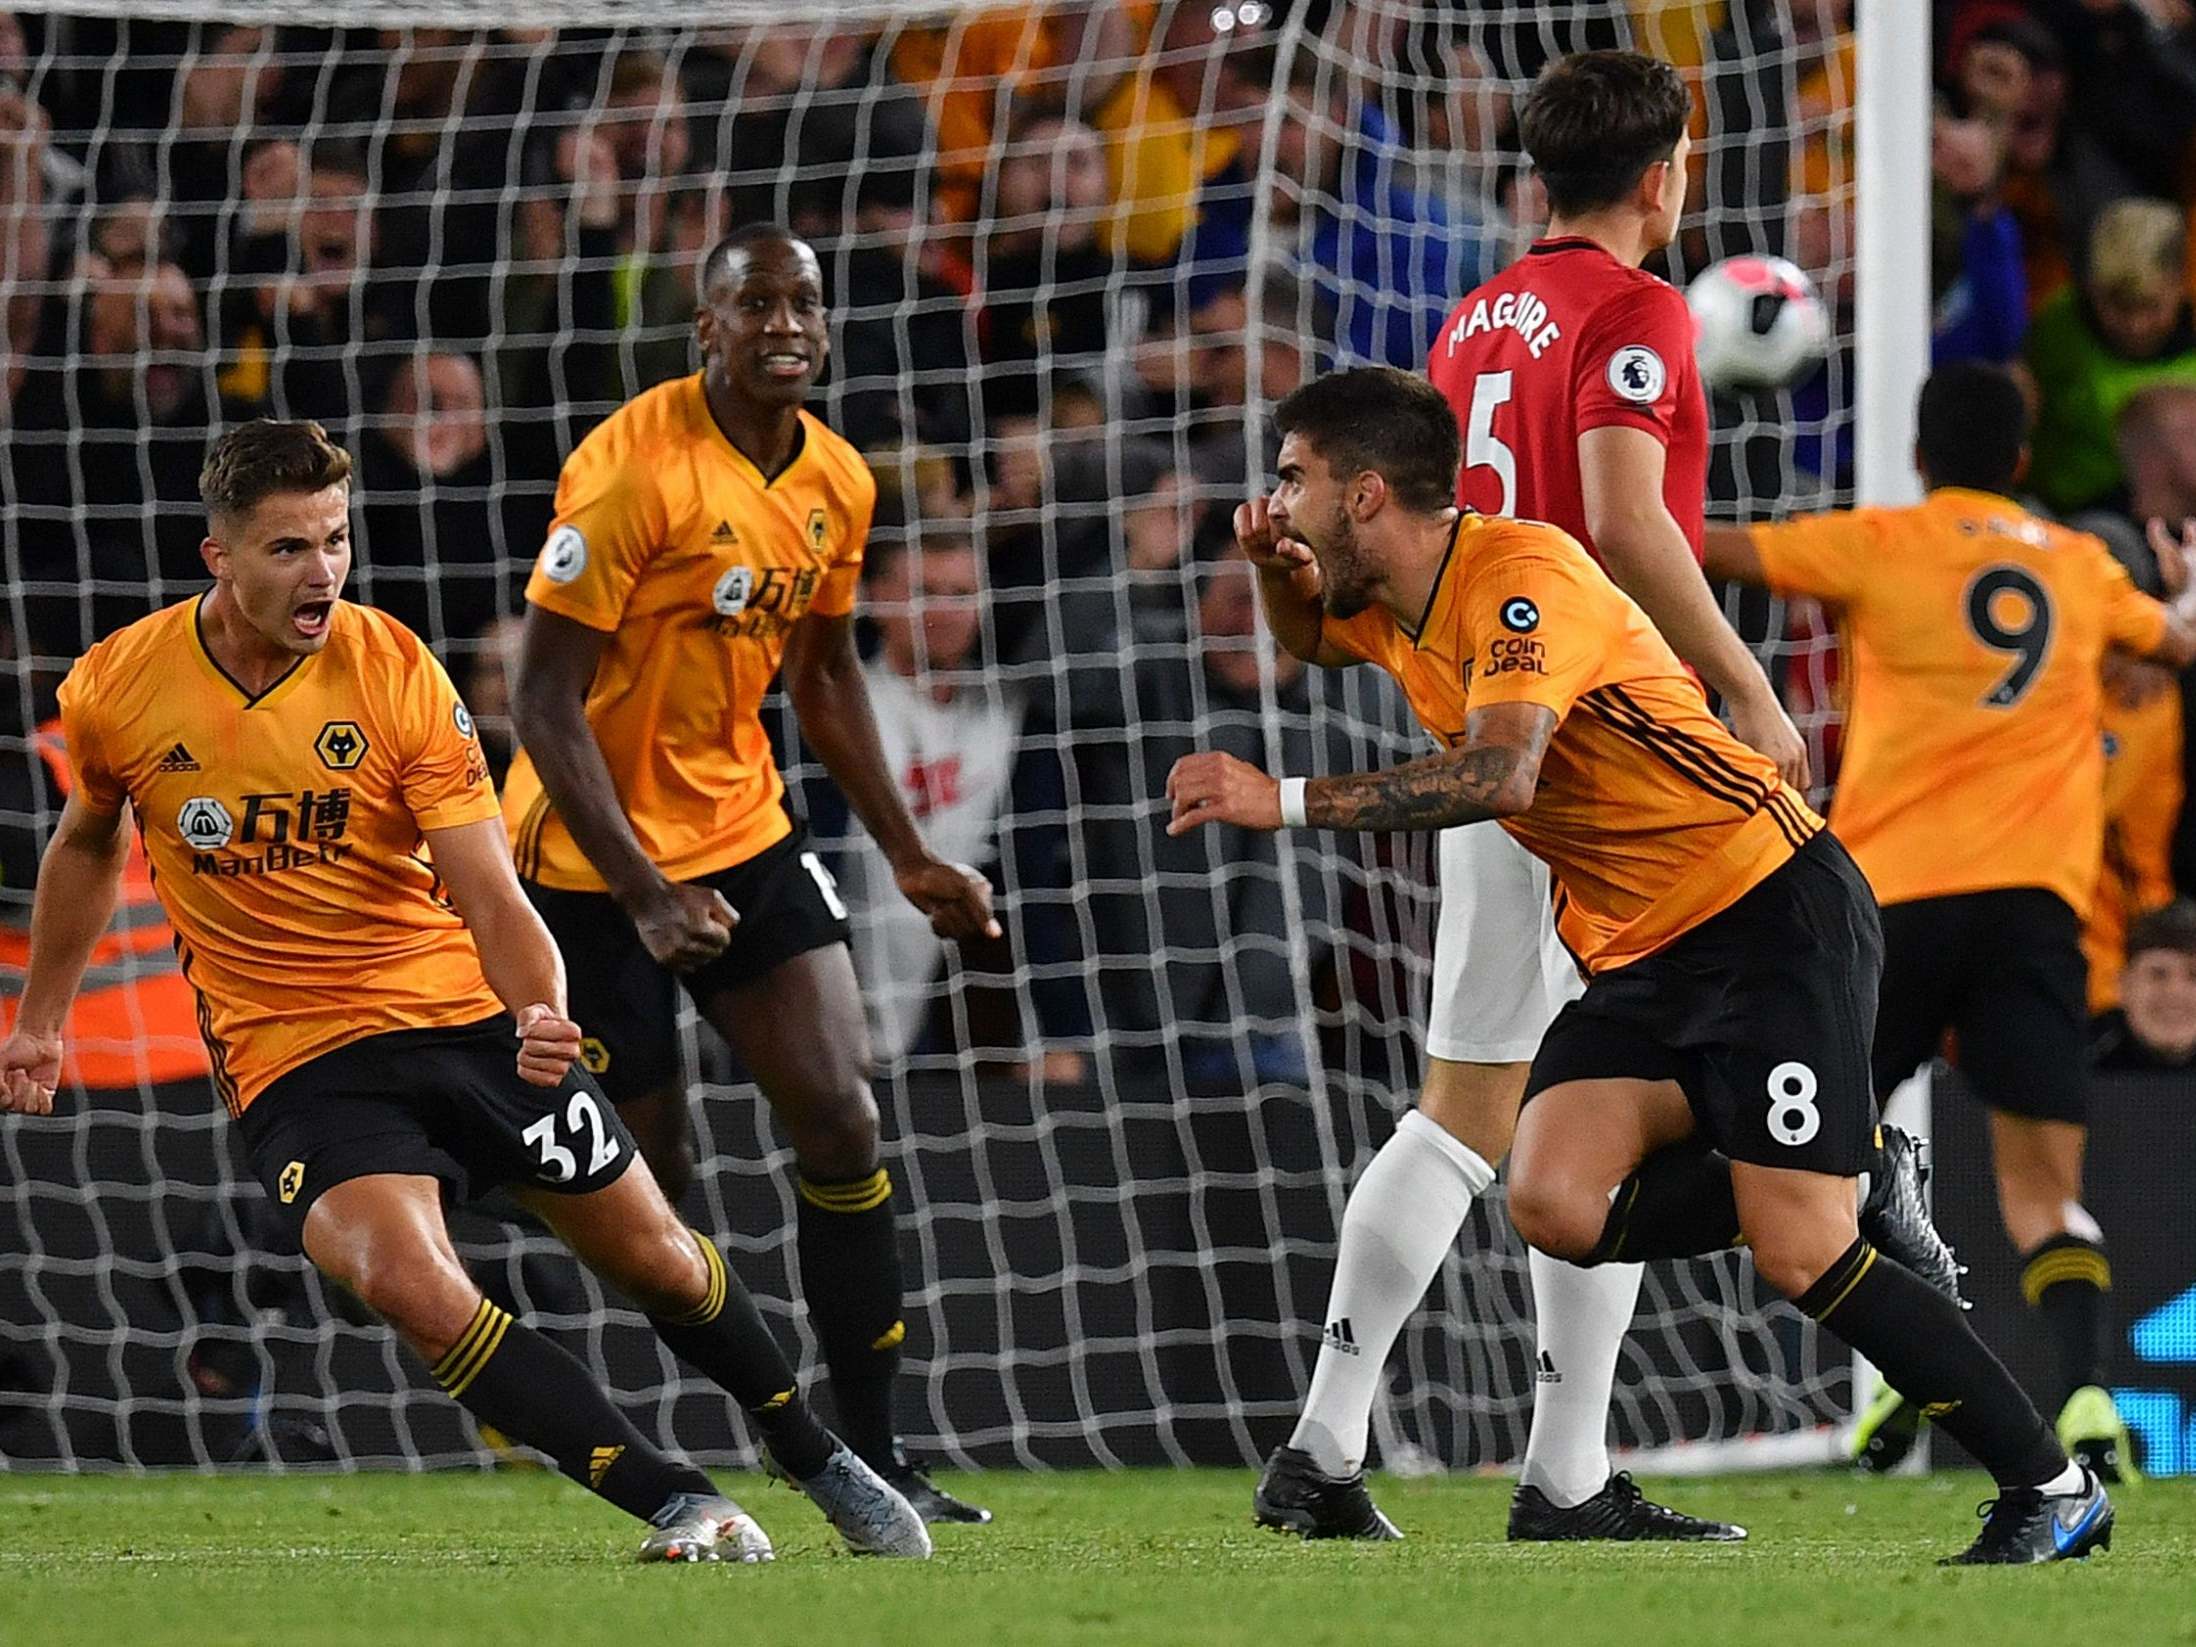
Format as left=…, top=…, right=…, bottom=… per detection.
left=0, top=0, right=1859, bottom=1474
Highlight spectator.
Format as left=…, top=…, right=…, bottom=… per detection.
left=2032, top=0, right=2196, bottom=205
left=1090, top=0, right=1275, bottom=268
left=691, top=24, right=926, bottom=237
left=1932, top=99, right=2027, bottom=364
left=885, top=3, right=1132, bottom=228
left=321, top=29, right=514, bottom=348
left=354, top=350, right=517, bottom=670
left=157, top=24, right=291, bottom=285
left=489, top=126, right=620, bottom=498
left=8, top=259, right=230, bottom=650
left=826, top=528, right=1084, bottom=1073
left=1186, top=58, right=1493, bottom=369
left=0, top=67, right=51, bottom=417
left=2028, top=198, right=2196, bottom=512
left=216, top=137, right=379, bottom=437
left=824, top=165, right=973, bottom=453
left=2091, top=899, right=2196, bottom=1070
left=1070, top=552, right=1364, bottom=1086
left=2110, top=384, right=2196, bottom=894
left=1945, top=7, right=2082, bottom=316
left=978, top=111, right=1114, bottom=381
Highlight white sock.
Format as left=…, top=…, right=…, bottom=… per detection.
left=1291, top=1110, right=1495, bottom=1477
left=1517, top=1250, right=1645, bottom=1507
left=2034, top=1460, right=2084, bottom=1496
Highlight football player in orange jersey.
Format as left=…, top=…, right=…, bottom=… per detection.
left=1170, top=366, right=2111, bottom=1563
left=0, top=420, right=930, bottom=1564
left=507, top=224, right=997, bottom=1522
left=1705, top=362, right=2196, bottom=1483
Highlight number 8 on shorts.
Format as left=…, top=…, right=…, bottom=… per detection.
left=1766, top=1061, right=1822, bottom=1147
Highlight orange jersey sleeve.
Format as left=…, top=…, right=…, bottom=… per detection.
left=807, top=466, right=875, bottom=619
left=1453, top=551, right=1612, bottom=721
left=54, top=651, right=127, bottom=818
left=524, top=420, right=673, bottom=633
left=1746, top=508, right=1875, bottom=606
left=2097, top=548, right=2171, bottom=657
left=393, top=630, right=504, bottom=833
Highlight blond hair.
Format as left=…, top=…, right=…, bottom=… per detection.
left=2089, top=198, right=2186, bottom=302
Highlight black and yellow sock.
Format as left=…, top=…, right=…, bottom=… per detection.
left=2021, top=1232, right=2113, bottom=1406
left=1587, top=1139, right=1742, bottom=1264
left=1796, top=1237, right=2065, bottom=1489
left=649, top=1230, right=835, bottom=1480
left=796, top=1167, right=905, bottom=1469
left=430, top=1298, right=715, bottom=1522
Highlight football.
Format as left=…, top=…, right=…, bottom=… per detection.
left=1687, top=255, right=1831, bottom=392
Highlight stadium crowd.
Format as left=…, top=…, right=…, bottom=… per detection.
left=5, top=0, right=2196, bottom=1084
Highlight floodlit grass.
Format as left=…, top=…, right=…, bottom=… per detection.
left=3, top=1468, right=2189, bottom=1646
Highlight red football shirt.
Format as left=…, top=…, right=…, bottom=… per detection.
left=1427, top=236, right=1708, bottom=563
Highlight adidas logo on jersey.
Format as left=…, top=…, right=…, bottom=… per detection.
left=156, top=742, right=201, bottom=773
left=1323, top=1318, right=1360, bottom=1357
left=711, top=519, right=738, bottom=544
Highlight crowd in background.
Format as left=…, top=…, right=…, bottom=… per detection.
left=3, top=0, right=2196, bottom=1081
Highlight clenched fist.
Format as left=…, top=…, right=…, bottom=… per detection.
left=514, top=1002, right=583, bottom=1088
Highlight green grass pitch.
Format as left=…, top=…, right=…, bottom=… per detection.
left=4, top=1469, right=2191, bottom=1646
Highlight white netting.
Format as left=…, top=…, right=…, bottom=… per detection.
left=0, top=0, right=1858, bottom=1473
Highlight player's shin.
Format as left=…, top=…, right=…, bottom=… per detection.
left=1796, top=1238, right=2068, bottom=1490
left=795, top=1167, right=905, bottom=1469
left=428, top=1297, right=720, bottom=1521
left=2021, top=1227, right=2113, bottom=1407
left=1518, top=1253, right=1644, bottom=1506
left=1290, top=1111, right=1495, bottom=1476
left=649, top=1230, right=836, bottom=1479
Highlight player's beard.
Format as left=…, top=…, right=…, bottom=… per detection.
left=1311, top=512, right=1379, bottom=619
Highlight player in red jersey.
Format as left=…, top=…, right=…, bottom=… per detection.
left=1258, top=52, right=1946, bottom=1544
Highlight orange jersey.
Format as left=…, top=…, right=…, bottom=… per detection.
left=2085, top=682, right=2182, bottom=1011
left=1747, top=488, right=2169, bottom=917
left=503, top=376, right=875, bottom=892
left=56, top=599, right=505, bottom=1114
left=1324, top=515, right=1822, bottom=973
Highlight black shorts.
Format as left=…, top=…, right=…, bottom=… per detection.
left=1524, top=832, right=1882, bottom=1175
left=236, top=1016, right=637, bottom=1240
left=1873, top=886, right=2088, bottom=1123
left=521, top=819, right=851, bottom=1104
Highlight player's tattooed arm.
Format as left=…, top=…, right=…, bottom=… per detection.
left=1304, top=703, right=1555, bottom=829
left=1165, top=704, right=1555, bottom=835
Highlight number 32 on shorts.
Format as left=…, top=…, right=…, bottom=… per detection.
left=1766, top=1061, right=1821, bottom=1147
left=523, top=1089, right=622, bottom=1184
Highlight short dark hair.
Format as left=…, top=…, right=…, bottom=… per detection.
left=1916, top=362, right=2029, bottom=493
left=1274, top=366, right=1459, bottom=514
left=696, top=221, right=808, bottom=301
left=199, top=419, right=352, bottom=524
left=2128, top=899, right=2196, bottom=962
left=1517, top=51, right=1691, bottom=217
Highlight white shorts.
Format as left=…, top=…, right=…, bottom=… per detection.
left=1425, top=824, right=1586, bottom=1065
